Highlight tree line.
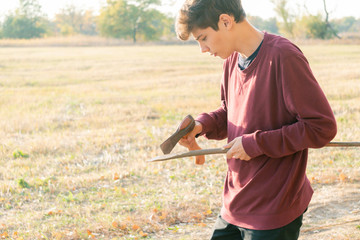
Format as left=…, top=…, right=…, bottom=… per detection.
left=0, top=0, right=359, bottom=42
left=0, top=0, right=174, bottom=42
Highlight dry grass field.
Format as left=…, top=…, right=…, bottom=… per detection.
left=0, top=41, right=359, bottom=239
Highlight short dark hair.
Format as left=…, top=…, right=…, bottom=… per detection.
left=176, top=0, right=246, bottom=40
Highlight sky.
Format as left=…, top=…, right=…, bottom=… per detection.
left=0, top=0, right=360, bottom=21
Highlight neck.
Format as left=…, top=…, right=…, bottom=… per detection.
left=232, top=19, right=264, bottom=58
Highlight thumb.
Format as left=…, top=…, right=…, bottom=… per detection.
left=224, top=138, right=239, bottom=159
left=223, top=138, right=236, bottom=149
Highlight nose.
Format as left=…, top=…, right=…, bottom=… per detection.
left=199, top=42, right=209, bottom=53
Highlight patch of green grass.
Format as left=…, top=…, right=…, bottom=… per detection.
left=17, top=178, right=31, bottom=188
left=13, top=150, right=29, bottom=159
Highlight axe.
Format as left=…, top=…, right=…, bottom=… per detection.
left=159, top=115, right=205, bottom=164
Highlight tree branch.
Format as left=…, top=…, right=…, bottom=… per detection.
left=322, top=0, right=341, bottom=39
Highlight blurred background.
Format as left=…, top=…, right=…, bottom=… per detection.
left=0, top=0, right=360, bottom=44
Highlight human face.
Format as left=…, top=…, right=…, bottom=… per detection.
left=192, top=25, right=233, bottom=59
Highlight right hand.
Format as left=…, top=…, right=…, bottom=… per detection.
left=179, top=121, right=205, bottom=165
left=179, top=121, right=203, bottom=149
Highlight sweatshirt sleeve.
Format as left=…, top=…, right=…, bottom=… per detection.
left=195, top=82, right=228, bottom=140
left=242, top=53, right=337, bottom=158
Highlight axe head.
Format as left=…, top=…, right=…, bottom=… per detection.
left=160, top=115, right=195, bottom=154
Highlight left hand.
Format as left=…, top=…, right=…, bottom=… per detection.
left=223, top=136, right=251, bottom=161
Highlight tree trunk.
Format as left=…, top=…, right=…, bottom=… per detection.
left=133, top=26, right=137, bottom=43
left=322, top=0, right=341, bottom=39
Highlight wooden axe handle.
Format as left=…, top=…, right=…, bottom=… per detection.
left=187, top=140, right=205, bottom=165
left=183, top=124, right=205, bottom=165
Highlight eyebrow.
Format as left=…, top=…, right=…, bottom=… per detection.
left=195, top=34, right=203, bottom=41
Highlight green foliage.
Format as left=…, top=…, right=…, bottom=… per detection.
left=293, top=13, right=343, bottom=39
left=248, top=16, right=279, bottom=34
left=2, top=0, right=48, bottom=39
left=271, top=0, right=295, bottom=37
left=304, top=14, right=330, bottom=39
left=55, top=5, right=97, bottom=36
left=271, top=0, right=344, bottom=39
left=293, top=14, right=329, bottom=39
left=13, top=150, right=30, bottom=159
left=18, top=0, right=42, bottom=19
left=2, top=14, right=45, bottom=39
left=17, top=178, right=31, bottom=188
left=333, top=16, right=360, bottom=33
left=61, top=191, right=79, bottom=203
left=98, top=0, right=171, bottom=42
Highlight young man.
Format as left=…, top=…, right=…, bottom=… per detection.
left=176, top=0, right=337, bottom=239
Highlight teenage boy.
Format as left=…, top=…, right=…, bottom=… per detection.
left=175, top=0, right=337, bottom=239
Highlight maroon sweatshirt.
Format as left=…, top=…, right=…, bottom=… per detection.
left=196, top=32, right=337, bottom=230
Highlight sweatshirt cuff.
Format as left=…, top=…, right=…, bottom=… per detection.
left=242, top=131, right=264, bottom=158
left=195, top=114, right=212, bottom=137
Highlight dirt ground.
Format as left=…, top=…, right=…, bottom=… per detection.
left=300, top=182, right=360, bottom=240
left=155, top=182, right=360, bottom=240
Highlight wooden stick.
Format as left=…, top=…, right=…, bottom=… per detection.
left=325, top=142, right=360, bottom=147
left=148, top=142, right=360, bottom=162
left=148, top=148, right=228, bottom=162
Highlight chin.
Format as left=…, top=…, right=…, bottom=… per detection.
left=219, top=54, right=230, bottom=59
left=222, top=51, right=235, bottom=59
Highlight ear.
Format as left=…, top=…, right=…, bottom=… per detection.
left=219, top=14, right=233, bottom=29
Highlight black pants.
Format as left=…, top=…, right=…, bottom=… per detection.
left=210, top=214, right=303, bottom=240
